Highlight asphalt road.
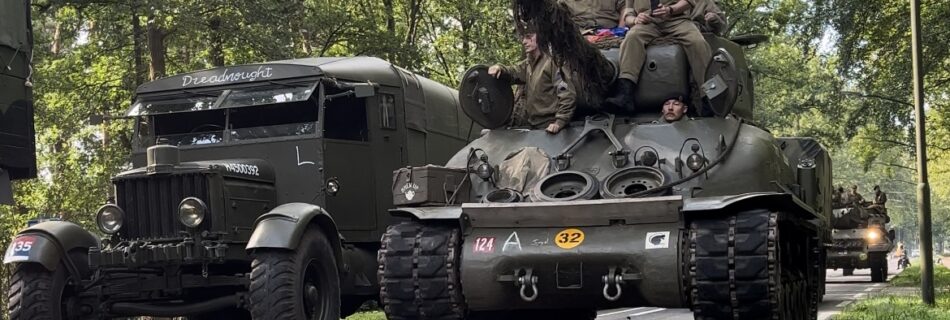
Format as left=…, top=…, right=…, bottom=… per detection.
left=596, top=259, right=899, bottom=320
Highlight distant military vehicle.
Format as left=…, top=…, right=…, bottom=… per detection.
left=378, top=19, right=831, bottom=320
left=0, top=0, right=37, bottom=205
left=827, top=200, right=894, bottom=282
left=3, top=57, right=476, bottom=319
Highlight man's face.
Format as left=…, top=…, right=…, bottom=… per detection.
left=662, top=99, right=687, bottom=122
left=522, top=33, right=538, bottom=54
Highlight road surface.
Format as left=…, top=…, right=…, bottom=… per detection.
left=596, top=259, right=899, bottom=320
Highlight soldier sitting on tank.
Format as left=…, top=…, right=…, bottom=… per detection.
left=559, top=0, right=627, bottom=32
left=831, top=186, right=844, bottom=207
left=605, top=0, right=712, bottom=110
left=690, top=0, right=727, bottom=35
left=869, top=185, right=888, bottom=213
left=654, top=96, right=689, bottom=123
left=847, top=185, right=864, bottom=205
left=489, top=31, right=576, bottom=134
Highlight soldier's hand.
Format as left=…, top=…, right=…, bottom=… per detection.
left=704, top=12, right=719, bottom=23
left=545, top=122, right=563, bottom=134
left=636, top=12, right=654, bottom=25
left=652, top=5, right=672, bottom=20
left=488, top=65, right=503, bottom=78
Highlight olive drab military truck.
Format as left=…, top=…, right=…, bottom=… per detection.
left=378, top=21, right=831, bottom=320
left=3, top=57, right=477, bottom=319
left=827, top=197, right=894, bottom=282
left=0, top=0, right=37, bottom=205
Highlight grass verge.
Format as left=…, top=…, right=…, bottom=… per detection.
left=344, top=311, right=386, bottom=320
left=835, top=261, right=950, bottom=320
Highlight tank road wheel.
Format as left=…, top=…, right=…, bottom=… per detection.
left=7, top=263, right=80, bottom=320
left=842, top=268, right=854, bottom=276
left=689, top=209, right=816, bottom=320
left=378, top=221, right=465, bottom=320
left=249, top=227, right=340, bottom=320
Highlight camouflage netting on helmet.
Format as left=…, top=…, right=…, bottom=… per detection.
left=512, top=0, right=612, bottom=95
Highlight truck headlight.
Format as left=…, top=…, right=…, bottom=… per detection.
left=178, top=197, right=207, bottom=228
left=96, top=205, right=125, bottom=234
left=866, top=229, right=881, bottom=242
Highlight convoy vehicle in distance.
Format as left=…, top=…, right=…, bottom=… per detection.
left=827, top=201, right=894, bottom=282
left=4, top=56, right=476, bottom=319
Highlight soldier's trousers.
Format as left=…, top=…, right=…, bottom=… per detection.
left=618, top=20, right=711, bottom=98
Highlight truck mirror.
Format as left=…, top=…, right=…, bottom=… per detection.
left=352, top=83, right=376, bottom=98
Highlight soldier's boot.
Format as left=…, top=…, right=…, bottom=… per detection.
left=605, top=78, right=636, bottom=111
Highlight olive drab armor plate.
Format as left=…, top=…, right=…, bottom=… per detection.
left=702, top=48, right=739, bottom=117
left=459, top=65, right=514, bottom=129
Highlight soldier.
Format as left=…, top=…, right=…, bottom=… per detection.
left=831, top=185, right=843, bottom=207
left=489, top=32, right=576, bottom=134
left=848, top=185, right=864, bottom=205
left=606, top=0, right=712, bottom=109
left=872, top=185, right=887, bottom=207
left=690, top=0, right=727, bottom=35
left=656, top=96, right=689, bottom=123
left=558, top=0, right=627, bottom=31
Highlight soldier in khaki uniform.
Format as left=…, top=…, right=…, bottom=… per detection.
left=559, top=0, right=627, bottom=30
left=690, top=0, right=726, bottom=35
left=489, top=32, right=576, bottom=134
left=606, top=0, right=711, bottom=109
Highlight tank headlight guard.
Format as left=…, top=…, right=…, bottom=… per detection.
left=475, top=154, right=494, bottom=180
left=96, top=204, right=125, bottom=234
left=178, top=197, right=208, bottom=228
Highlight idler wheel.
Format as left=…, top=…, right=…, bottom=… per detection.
left=600, top=166, right=666, bottom=198
left=483, top=189, right=525, bottom=203
left=533, top=171, right=600, bottom=202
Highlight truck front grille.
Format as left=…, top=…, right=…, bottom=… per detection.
left=114, top=173, right=211, bottom=239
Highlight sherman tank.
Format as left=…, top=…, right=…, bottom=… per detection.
left=0, top=0, right=37, bottom=205
left=827, top=200, right=894, bottom=282
left=378, top=7, right=831, bottom=320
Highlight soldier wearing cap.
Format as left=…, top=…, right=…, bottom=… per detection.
left=488, top=32, right=576, bottom=134
left=657, top=96, right=689, bottom=123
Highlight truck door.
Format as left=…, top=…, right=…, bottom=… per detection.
left=322, top=90, right=376, bottom=232
left=369, top=88, right=406, bottom=237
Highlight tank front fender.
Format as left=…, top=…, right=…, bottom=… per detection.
left=246, top=203, right=343, bottom=267
left=683, top=192, right=821, bottom=221
left=2, top=221, right=99, bottom=273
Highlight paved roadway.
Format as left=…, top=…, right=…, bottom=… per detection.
left=596, top=259, right=900, bottom=320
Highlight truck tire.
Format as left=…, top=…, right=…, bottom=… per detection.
left=7, top=263, right=75, bottom=320
left=378, top=221, right=465, bottom=320
left=843, top=268, right=854, bottom=276
left=249, top=227, right=340, bottom=320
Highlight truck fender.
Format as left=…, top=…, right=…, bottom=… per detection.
left=3, top=221, right=99, bottom=274
left=246, top=203, right=343, bottom=268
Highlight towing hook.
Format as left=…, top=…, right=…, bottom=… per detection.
left=602, top=271, right=623, bottom=301
left=517, top=274, right=539, bottom=302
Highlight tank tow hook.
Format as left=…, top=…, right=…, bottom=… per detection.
left=601, top=268, right=641, bottom=301
left=500, top=268, right=540, bottom=302
left=552, top=115, right=629, bottom=171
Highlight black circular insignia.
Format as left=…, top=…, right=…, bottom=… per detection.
left=458, top=65, right=515, bottom=129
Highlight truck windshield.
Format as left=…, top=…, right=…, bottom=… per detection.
left=127, top=82, right=316, bottom=116
left=134, top=82, right=320, bottom=148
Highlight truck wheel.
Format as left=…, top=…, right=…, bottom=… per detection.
left=842, top=268, right=854, bottom=276
left=7, top=263, right=77, bottom=320
left=249, top=227, right=340, bottom=320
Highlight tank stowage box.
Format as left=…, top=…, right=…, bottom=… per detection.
left=393, top=165, right=470, bottom=206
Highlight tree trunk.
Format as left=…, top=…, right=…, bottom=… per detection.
left=131, top=0, right=145, bottom=87
left=146, top=11, right=167, bottom=80
left=208, top=16, right=225, bottom=67
left=51, top=22, right=62, bottom=56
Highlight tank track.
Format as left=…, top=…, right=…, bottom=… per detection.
left=689, top=209, right=816, bottom=320
left=378, top=221, right=465, bottom=320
